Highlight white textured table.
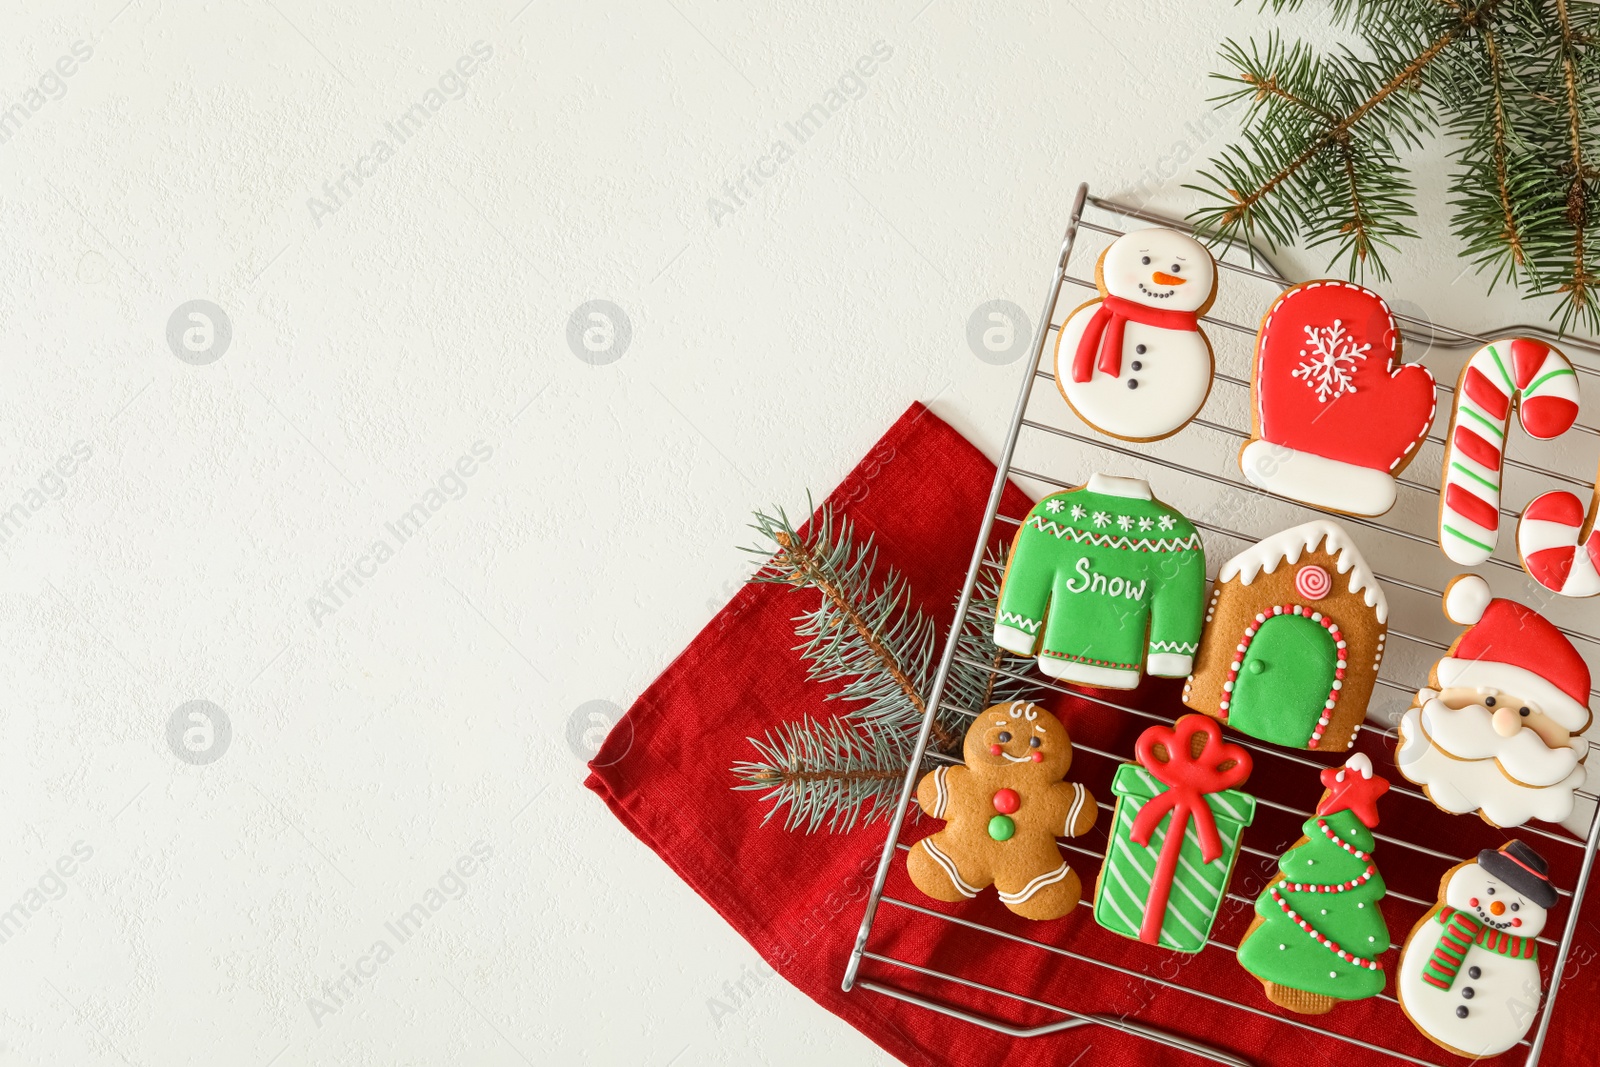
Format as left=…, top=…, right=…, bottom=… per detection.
left=0, top=3, right=1587, bottom=1065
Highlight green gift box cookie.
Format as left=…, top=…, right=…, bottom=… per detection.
left=1093, top=716, right=1258, bottom=953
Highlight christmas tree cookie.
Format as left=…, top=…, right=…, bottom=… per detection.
left=1237, top=753, right=1392, bottom=1014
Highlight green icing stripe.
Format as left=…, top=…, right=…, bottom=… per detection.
left=1461, top=404, right=1506, bottom=439
left=1443, top=524, right=1494, bottom=553
left=1486, top=344, right=1515, bottom=392
left=1449, top=460, right=1499, bottom=492
left=1526, top=366, right=1577, bottom=395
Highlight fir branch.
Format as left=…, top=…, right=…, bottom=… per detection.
left=744, top=503, right=962, bottom=751
left=1552, top=0, right=1598, bottom=320
left=1197, top=0, right=1600, bottom=328
left=941, top=546, right=1040, bottom=717
left=732, top=717, right=914, bottom=833
left=733, top=503, right=1046, bottom=833
left=1481, top=27, right=1526, bottom=267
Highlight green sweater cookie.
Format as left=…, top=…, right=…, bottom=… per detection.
left=995, top=474, right=1206, bottom=689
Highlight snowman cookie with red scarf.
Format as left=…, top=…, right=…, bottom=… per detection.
left=1397, top=840, right=1557, bottom=1058
left=1054, top=228, right=1219, bottom=442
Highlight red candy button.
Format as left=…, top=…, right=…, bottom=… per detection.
left=992, top=788, right=1020, bottom=814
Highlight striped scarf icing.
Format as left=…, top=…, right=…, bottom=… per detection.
left=1422, top=907, right=1536, bottom=990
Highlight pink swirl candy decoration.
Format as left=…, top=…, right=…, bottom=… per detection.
left=1295, top=564, right=1332, bottom=600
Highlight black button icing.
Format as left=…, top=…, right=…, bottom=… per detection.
left=1461, top=987, right=1474, bottom=999
left=1456, top=1006, right=1469, bottom=1018
left=1131, top=361, right=1143, bottom=371
left=1127, top=380, right=1138, bottom=389
left=1468, top=967, right=1481, bottom=979
left=1135, top=344, right=1147, bottom=354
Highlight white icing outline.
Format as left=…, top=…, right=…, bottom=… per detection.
left=999, top=862, right=1072, bottom=905
left=1216, top=519, right=1388, bottom=623
left=920, top=839, right=980, bottom=898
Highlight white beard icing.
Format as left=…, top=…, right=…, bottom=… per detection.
left=1418, top=700, right=1584, bottom=786
left=1398, top=704, right=1587, bottom=826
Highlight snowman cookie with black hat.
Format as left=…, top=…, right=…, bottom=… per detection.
left=1053, top=228, right=1218, bottom=442
left=1397, top=841, right=1558, bottom=1059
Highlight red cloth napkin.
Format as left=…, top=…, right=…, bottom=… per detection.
left=586, top=402, right=1598, bottom=1066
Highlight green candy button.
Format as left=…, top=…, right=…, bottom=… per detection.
left=1247, top=660, right=1265, bottom=675
left=988, top=815, right=1015, bottom=841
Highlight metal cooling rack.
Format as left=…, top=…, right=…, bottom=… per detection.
left=840, top=184, right=1600, bottom=1066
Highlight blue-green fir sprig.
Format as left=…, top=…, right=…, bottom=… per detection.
left=732, top=502, right=1040, bottom=833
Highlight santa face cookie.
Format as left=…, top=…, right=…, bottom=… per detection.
left=1184, top=520, right=1388, bottom=752
left=1397, top=841, right=1557, bottom=1058
left=1396, top=575, right=1593, bottom=828
left=1053, top=228, right=1218, bottom=442
left=906, top=702, right=1097, bottom=920
left=1239, top=280, right=1437, bottom=516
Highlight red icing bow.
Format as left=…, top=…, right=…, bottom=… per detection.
left=1129, top=715, right=1254, bottom=946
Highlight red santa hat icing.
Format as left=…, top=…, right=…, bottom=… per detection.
left=1439, top=575, right=1592, bottom=731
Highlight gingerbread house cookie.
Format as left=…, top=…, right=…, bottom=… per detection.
left=1184, top=520, right=1387, bottom=752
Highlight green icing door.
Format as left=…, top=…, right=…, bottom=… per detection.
left=1227, top=614, right=1336, bottom=747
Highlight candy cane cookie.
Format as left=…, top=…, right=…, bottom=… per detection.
left=1518, top=478, right=1600, bottom=597
left=1438, top=338, right=1579, bottom=565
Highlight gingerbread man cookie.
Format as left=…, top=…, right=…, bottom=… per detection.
left=907, top=701, right=1096, bottom=920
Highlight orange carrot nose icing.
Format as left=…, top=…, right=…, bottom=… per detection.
left=1152, top=271, right=1186, bottom=286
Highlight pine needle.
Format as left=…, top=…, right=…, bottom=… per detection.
left=731, top=503, right=1043, bottom=833
left=1192, top=0, right=1600, bottom=332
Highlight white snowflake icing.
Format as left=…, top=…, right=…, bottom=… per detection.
left=1292, top=319, right=1370, bottom=403
left=1158, top=515, right=1176, bottom=531
left=1117, top=515, right=1133, bottom=532
left=1069, top=504, right=1086, bottom=520
left=1138, top=517, right=1154, bottom=532
left=1044, top=499, right=1064, bottom=514
left=1092, top=511, right=1111, bottom=527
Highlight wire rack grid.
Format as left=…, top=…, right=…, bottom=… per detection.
left=839, top=183, right=1600, bottom=1066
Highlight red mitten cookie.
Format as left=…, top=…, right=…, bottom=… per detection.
left=1240, top=280, right=1436, bottom=516
left=907, top=702, right=1096, bottom=920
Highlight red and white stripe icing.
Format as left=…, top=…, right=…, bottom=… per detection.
left=1517, top=488, right=1600, bottom=598
left=1440, top=338, right=1580, bottom=566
